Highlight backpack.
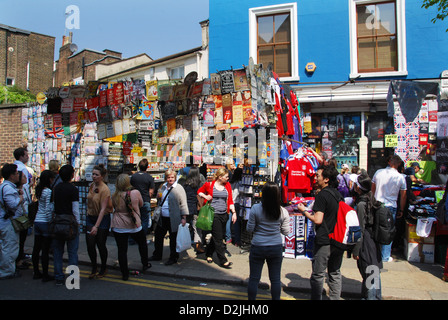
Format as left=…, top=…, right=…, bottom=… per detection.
left=323, top=189, right=361, bottom=251
left=337, top=174, right=351, bottom=198
left=372, top=203, right=396, bottom=245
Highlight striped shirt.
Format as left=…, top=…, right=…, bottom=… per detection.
left=34, top=188, right=54, bottom=223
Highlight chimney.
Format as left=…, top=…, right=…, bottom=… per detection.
left=62, top=32, right=73, bottom=46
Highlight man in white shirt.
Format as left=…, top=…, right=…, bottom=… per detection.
left=13, top=147, right=31, bottom=189
left=372, top=155, right=407, bottom=262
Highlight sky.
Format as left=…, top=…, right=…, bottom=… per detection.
left=0, top=0, right=209, bottom=60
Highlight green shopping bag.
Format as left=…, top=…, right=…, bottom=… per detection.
left=196, top=203, right=214, bottom=231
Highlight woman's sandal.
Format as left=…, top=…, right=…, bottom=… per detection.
left=220, top=262, right=233, bottom=269
left=206, top=257, right=213, bottom=264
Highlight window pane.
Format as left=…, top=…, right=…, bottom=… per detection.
left=275, top=44, right=291, bottom=75
left=258, top=16, right=273, bottom=45
left=357, top=5, right=376, bottom=37
left=259, top=46, right=274, bottom=68
left=179, top=66, right=185, bottom=79
left=357, top=3, right=395, bottom=36
left=376, top=3, right=396, bottom=35
left=377, top=36, right=397, bottom=69
left=274, top=14, right=290, bottom=43
left=358, top=38, right=376, bottom=70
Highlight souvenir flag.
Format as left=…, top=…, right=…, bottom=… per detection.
left=45, top=126, right=64, bottom=139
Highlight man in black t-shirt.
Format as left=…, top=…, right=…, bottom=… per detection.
left=130, top=159, right=155, bottom=236
left=298, top=165, right=344, bottom=300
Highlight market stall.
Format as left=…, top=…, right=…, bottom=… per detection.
left=24, top=59, right=315, bottom=239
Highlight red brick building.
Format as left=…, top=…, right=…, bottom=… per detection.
left=54, top=33, right=122, bottom=86
left=0, top=23, right=55, bottom=95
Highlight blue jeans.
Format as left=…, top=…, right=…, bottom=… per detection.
left=52, top=235, right=79, bottom=281
left=381, top=206, right=396, bottom=261
left=225, top=214, right=231, bottom=242
left=248, top=244, right=283, bottom=300
left=0, top=222, right=19, bottom=278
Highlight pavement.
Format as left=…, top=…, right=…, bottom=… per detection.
left=23, top=231, right=448, bottom=300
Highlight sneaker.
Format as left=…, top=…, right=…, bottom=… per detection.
left=383, top=257, right=393, bottom=262
left=55, top=279, right=64, bottom=286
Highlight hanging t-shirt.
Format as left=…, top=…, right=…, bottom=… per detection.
left=286, top=157, right=315, bottom=193
left=284, top=98, right=295, bottom=136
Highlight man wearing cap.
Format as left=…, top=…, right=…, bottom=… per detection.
left=404, top=162, right=425, bottom=184
left=372, top=155, right=407, bottom=262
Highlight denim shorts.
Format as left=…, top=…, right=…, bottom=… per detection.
left=86, top=214, right=111, bottom=230
left=34, top=222, right=51, bottom=237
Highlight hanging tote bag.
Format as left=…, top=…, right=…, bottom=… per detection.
left=196, top=203, right=215, bottom=231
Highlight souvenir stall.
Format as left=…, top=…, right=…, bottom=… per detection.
left=23, top=57, right=329, bottom=259
left=387, top=80, right=447, bottom=264
left=22, top=58, right=304, bottom=235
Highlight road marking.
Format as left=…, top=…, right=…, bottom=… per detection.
left=50, top=265, right=297, bottom=300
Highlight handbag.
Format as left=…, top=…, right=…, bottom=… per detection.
left=153, top=186, right=173, bottom=223
left=11, top=215, right=33, bottom=233
left=49, top=214, right=79, bottom=241
left=196, top=203, right=215, bottom=231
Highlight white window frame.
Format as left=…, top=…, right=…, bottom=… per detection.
left=169, top=65, right=185, bottom=80
left=249, top=3, right=299, bottom=82
left=349, top=0, right=407, bottom=79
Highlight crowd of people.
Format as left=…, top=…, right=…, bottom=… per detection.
left=0, top=145, right=442, bottom=300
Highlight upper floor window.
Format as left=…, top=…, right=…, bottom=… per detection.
left=349, top=0, right=407, bottom=78
left=257, top=13, right=291, bottom=77
left=169, top=66, right=185, bottom=80
left=249, top=3, right=299, bottom=81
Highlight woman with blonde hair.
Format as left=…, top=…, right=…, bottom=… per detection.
left=150, top=169, right=188, bottom=266
left=198, top=167, right=237, bottom=268
left=111, top=174, right=151, bottom=280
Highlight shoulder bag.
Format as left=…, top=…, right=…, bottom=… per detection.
left=153, top=186, right=173, bottom=223
left=49, top=213, right=79, bottom=241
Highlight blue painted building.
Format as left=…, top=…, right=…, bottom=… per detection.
left=209, top=0, right=448, bottom=173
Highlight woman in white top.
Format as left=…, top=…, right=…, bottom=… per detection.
left=31, top=170, right=56, bottom=282
left=111, top=174, right=151, bottom=281
left=247, top=182, right=290, bottom=300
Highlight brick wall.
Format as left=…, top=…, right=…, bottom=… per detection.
left=28, top=33, right=55, bottom=94
left=0, top=106, right=26, bottom=164
left=0, top=29, right=7, bottom=86
left=0, top=26, right=55, bottom=95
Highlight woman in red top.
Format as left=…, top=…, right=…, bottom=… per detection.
left=198, top=168, right=237, bottom=268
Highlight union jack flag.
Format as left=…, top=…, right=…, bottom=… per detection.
left=45, top=127, right=64, bottom=139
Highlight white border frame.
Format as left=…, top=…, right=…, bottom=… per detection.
left=249, top=3, right=299, bottom=82
left=348, top=0, right=407, bottom=79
